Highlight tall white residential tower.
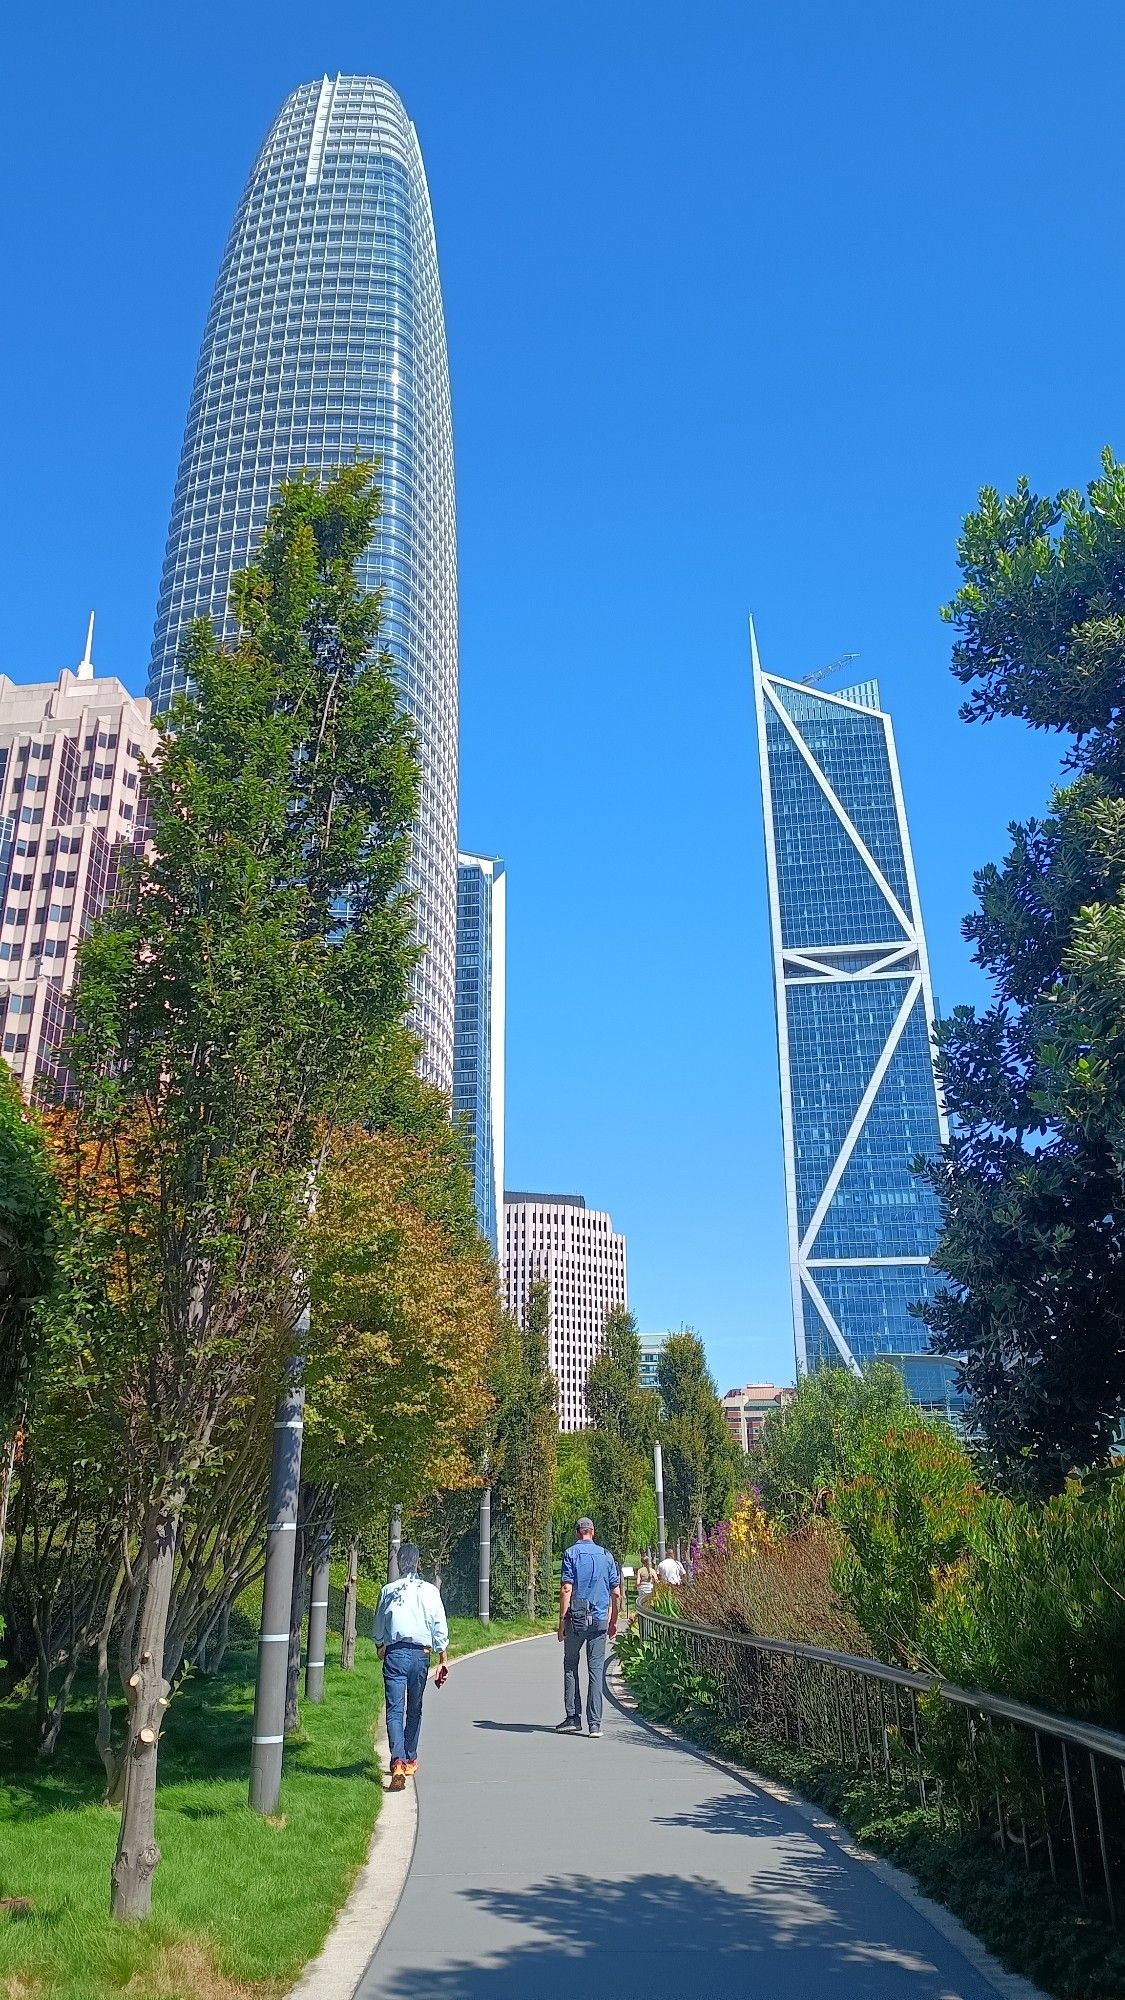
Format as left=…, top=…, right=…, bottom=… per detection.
left=0, top=625, right=157, bottom=1098
left=503, top=1193, right=628, bottom=1432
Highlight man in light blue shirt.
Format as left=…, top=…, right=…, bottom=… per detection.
left=373, top=1543, right=449, bottom=1789
left=556, top=1516, right=620, bottom=1737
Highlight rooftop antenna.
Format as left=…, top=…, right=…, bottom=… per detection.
left=76, top=612, right=96, bottom=682
left=801, top=649, right=858, bottom=688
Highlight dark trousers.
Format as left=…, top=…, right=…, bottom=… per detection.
left=383, top=1642, right=429, bottom=1764
left=563, top=1620, right=608, bottom=1730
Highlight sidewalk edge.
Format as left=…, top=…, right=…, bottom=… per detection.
left=606, top=1659, right=1050, bottom=2000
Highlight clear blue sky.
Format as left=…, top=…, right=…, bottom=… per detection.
left=3, top=2, right=1121, bottom=1390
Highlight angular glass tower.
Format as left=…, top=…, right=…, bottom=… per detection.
left=147, top=76, right=458, bottom=1088
left=453, top=853, right=505, bottom=1253
left=752, top=627, right=956, bottom=1408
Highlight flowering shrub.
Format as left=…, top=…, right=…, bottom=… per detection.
left=677, top=1495, right=869, bottom=1654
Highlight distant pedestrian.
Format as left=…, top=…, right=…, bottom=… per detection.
left=657, top=1552, right=686, bottom=1587
left=635, top=1554, right=656, bottom=1617
left=556, top=1516, right=620, bottom=1738
left=373, top=1543, right=449, bottom=1791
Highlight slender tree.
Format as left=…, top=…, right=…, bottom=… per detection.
left=493, top=1279, right=558, bottom=1619
left=0, top=1070, right=58, bottom=1604
left=585, top=1306, right=657, bottom=1561
left=656, top=1331, right=740, bottom=1541
left=54, top=465, right=419, bottom=1918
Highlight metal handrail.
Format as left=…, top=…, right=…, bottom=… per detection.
left=636, top=1610, right=1125, bottom=1765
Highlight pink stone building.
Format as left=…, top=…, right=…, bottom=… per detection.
left=503, top=1192, right=628, bottom=1432
left=0, top=625, right=156, bottom=1098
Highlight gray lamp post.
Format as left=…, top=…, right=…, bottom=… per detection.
left=249, top=1307, right=308, bottom=1814
left=654, top=1440, right=667, bottom=1563
left=478, top=1455, right=491, bottom=1625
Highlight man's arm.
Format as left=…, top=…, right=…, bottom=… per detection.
left=607, top=1558, right=622, bottom=1638
left=558, top=1548, right=575, bottom=1643
left=372, top=1586, right=388, bottom=1659
left=426, top=1584, right=449, bottom=1668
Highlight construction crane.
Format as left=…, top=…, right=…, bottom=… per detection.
left=801, top=650, right=858, bottom=688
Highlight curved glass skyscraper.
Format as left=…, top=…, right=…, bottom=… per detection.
left=753, top=626, right=958, bottom=1410
left=147, top=76, right=458, bottom=1088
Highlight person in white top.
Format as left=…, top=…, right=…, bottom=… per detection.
left=373, top=1543, right=449, bottom=1789
left=657, top=1554, right=687, bottom=1586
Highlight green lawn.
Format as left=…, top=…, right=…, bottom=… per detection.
left=0, top=1614, right=544, bottom=2000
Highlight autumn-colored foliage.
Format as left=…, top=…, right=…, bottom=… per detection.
left=305, top=1124, right=498, bottom=1525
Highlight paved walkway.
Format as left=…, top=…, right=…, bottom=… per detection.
left=355, top=1635, right=1020, bottom=2000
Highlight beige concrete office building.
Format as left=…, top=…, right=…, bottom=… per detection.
left=503, top=1192, right=628, bottom=1432
left=721, top=1382, right=796, bottom=1451
left=0, top=626, right=157, bottom=1097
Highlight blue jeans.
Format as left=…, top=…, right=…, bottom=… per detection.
left=383, top=1643, right=429, bottom=1765
left=563, top=1620, right=608, bottom=1730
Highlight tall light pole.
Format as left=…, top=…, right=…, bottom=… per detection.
left=249, top=1307, right=307, bottom=1814
left=478, top=1461, right=491, bottom=1625
left=388, top=1502, right=402, bottom=1583
left=304, top=1503, right=332, bottom=1703
left=654, top=1440, right=667, bottom=1563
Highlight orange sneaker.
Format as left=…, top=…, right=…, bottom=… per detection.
left=389, top=1762, right=407, bottom=1792
left=404, top=1760, right=418, bottom=1777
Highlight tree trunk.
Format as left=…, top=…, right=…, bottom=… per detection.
left=211, top=1595, right=231, bottom=1674
left=340, top=1540, right=358, bottom=1670
left=0, top=1418, right=21, bottom=1601
left=284, top=1504, right=308, bottom=1735
left=526, top=1542, right=536, bottom=1623
left=110, top=1504, right=178, bottom=1921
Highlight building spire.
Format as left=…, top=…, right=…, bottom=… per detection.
left=76, top=611, right=95, bottom=681
left=748, top=612, right=763, bottom=678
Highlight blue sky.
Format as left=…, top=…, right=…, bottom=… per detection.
left=3, top=1, right=1121, bottom=1391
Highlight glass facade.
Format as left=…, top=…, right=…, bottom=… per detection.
left=754, top=641, right=957, bottom=1409
left=453, top=854, right=505, bottom=1253
left=147, top=75, right=458, bottom=1088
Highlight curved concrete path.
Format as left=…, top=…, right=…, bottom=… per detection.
left=354, top=1635, right=1037, bottom=2000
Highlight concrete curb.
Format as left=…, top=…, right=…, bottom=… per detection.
left=286, top=1631, right=552, bottom=2000
left=286, top=1696, right=416, bottom=2000
left=606, top=1660, right=1050, bottom=2000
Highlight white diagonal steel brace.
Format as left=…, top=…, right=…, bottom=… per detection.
left=800, top=1269, right=862, bottom=1375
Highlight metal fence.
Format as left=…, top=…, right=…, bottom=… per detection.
left=635, top=1610, right=1125, bottom=1928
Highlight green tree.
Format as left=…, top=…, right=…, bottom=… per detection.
left=755, top=1362, right=913, bottom=1526
left=656, top=1331, right=739, bottom=1540
left=492, top=1279, right=557, bottom=1619
left=829, top=1421, right=982, bottom=1663
left=553, top=1432, right=595, bottom=1554
left=54, top=465, right=419, bottom=1918
left=0, top=1072, right=60, bottom=1642
left=586, top=1306, right=657, bottom=1561
left=921, top=449, right=1125, bottom=1492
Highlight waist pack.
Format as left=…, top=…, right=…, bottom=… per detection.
left=568, top=1596, right=600, bottom=1634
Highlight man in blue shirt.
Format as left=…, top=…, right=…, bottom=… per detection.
left=556, top=1516, right=621, bottom=1737
left=373, top=1543, right=449, bottom=1790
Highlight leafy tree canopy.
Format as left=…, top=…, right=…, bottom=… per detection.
left=655, top=1330, right=740, bottom=1537
left=922, top=450, right=1125, bottom=1492
left=754, top=1362, right=912, bottom=1527
left=586, top=1306, right=658, bottom=1560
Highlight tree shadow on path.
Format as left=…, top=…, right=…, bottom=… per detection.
left=363, top=1867, right=997, bottom=2000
